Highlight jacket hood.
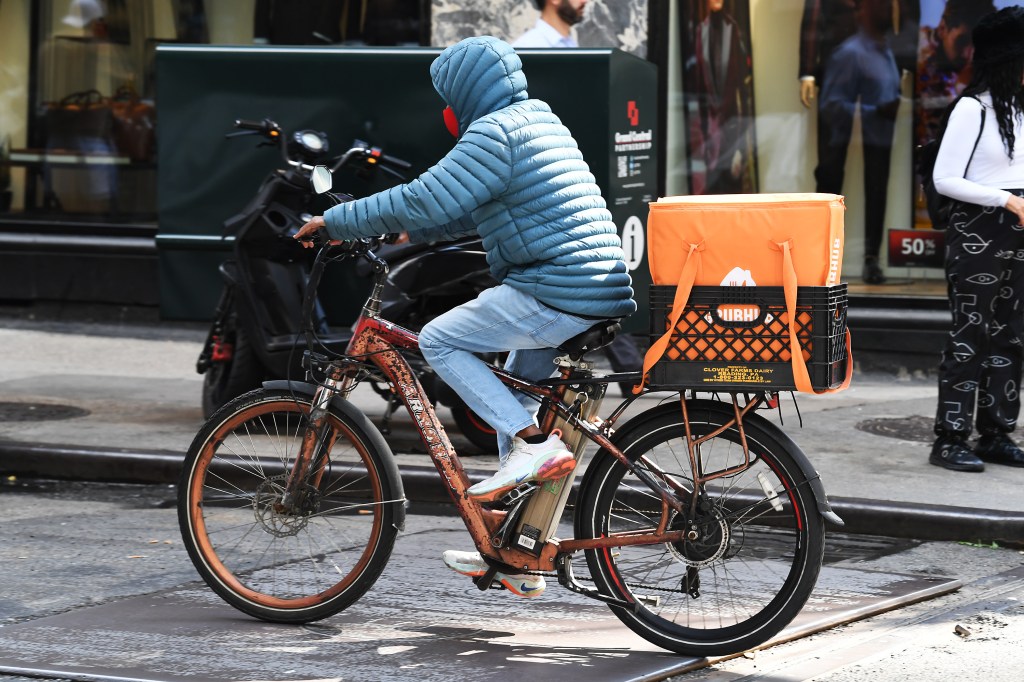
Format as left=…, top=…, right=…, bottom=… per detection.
left=429, top=36, right=528, bottom=135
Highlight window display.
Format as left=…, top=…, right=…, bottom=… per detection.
left=799, top=0, right=918, bottom=284
left=912, top=0, right=1004, bottom=229
left=680, top=0, right=758, bottom=195
left=0, top=0, right=426, bottom=227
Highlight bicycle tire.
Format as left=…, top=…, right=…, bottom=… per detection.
left=179, top=387, right=403, bottom=623
left=576, top=400, right=825, bottom=656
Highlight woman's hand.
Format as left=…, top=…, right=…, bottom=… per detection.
left=1006, top=194, right=1024, bottom=226
left=293, top=215, right=328, bottom=248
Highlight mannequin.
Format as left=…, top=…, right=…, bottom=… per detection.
left=799, top=0, right=917, bottom=284
left=690, top=0, right=755, bottom=194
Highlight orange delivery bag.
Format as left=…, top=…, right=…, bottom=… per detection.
left=638, top=193, right=852, bottom=394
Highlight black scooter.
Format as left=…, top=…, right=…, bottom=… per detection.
left=196, top=118, right=499, bottom=448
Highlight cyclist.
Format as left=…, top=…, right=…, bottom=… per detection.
left=295, top=35, right=636, bottom=596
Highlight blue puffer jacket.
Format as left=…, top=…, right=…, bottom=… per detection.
left=323, top=36, right=636, bottom=320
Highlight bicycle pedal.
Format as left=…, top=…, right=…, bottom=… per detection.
left=499, top=482, right=537, bottom=507
left=471, top=568, right=506, bottom=591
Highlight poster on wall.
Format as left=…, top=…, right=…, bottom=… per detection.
left=912, top=0, right=1015, bottom=229
left=430, top=0, right=648, bottom=56
left=680, top=0, right=758, bottom=195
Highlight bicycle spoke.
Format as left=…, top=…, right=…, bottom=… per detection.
left=581, top=402, right=824, bottom=655
left=181, top=393, right=397, bottom=617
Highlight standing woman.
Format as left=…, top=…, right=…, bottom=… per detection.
left=931, top=6, right=1024, bottom=472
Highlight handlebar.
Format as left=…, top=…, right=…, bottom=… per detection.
left=300, top=237, right=390, bottom=354
left=227, top=118, right=411, bottom=180
left=234, top=118, right=272, bottom=132
left=379, top=153, right=412, bottom=170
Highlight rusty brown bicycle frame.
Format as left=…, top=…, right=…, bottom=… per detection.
left=297, top=308, right=760, bottom=574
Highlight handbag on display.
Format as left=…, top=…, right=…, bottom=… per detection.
left=111, top=84, right=156, bottom=162
left=41, top=89, right=115, bottom=150
left=639, top=193, right=852, bottom=394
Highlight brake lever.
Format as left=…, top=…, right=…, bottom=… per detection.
left=225, top=130, right=260, bottom=139
left=379, top=165, right=406, bottom=182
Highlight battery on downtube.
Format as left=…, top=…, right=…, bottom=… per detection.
left=512, top=363, right=606, bottom=555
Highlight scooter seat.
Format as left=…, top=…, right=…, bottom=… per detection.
left=557, top=320, right=620, bottom=361
left=266, top=332, right=351, bottom=353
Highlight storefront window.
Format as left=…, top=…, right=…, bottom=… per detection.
left=0, top=0, right=425, bottom=229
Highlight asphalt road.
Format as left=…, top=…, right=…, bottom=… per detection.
left=1, top=479, right=1022, bottom=681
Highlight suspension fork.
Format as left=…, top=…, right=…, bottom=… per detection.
left=279, top=364, right=346, bottom=511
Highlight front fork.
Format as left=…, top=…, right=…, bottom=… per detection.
left=278, top=364, right=350, bottom=512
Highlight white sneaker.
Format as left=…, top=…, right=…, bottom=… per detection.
left=442, top=550, right=546, bottom=597
left=466, top=430, right=575, bottom=503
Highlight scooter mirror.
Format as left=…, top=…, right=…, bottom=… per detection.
left=311, top=165, right=333, bottom=194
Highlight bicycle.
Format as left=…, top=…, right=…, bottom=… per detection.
left=178, top=171, right=844, bottom=657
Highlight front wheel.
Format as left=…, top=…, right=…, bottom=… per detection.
left=576, top=400, right=825, bottom=656
left=179, top=388, right=404, bottom=623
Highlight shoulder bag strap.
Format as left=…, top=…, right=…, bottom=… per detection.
left=964, top=96, right=985, bottom=176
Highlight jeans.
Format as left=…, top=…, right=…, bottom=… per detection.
left=418, top=284, right=597, bottom=464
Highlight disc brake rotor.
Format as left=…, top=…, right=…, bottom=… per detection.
left=253, top=475, right=320, bottom=537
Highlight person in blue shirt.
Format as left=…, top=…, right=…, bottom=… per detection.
left=513, top=0, right=586, bottom=48
left=815, top=0, right=901, bottom=284
left=294, top=35, right=636, bottom=597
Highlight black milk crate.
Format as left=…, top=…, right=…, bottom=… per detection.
left=647, top=284, right=849, bottom=391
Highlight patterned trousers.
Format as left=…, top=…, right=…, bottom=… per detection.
left=935, top=191, right=1024, bottom=439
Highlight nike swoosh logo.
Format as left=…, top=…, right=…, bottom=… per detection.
left=515, top=473, right=529, bottom=484
left=520, top=583, right=541, bottom=593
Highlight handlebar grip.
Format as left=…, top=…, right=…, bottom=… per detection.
left=235, top=119, right=266, bottom=131
left=380, top=153, right=412, bottom=170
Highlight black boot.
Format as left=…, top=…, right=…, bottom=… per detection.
left=930, top=435, right=985, bottom=472
left=975, top=433, right=1024, bottom=467
left=862, top=255, right=886, bottom=284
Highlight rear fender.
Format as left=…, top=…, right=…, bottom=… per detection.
left=577, top=400, right=843, bottom=528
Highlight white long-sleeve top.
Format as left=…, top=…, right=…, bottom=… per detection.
left=933, top=92, right=1024, bottom=208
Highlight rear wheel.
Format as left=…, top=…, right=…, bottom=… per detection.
left=576, top=400, right=825, bottom=656
left=179, top=388, right=403, bottom=623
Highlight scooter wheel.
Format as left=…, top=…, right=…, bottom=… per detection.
left=449, top=404, right=498, bottom=454
left=201, top=325, right=263, bottom=419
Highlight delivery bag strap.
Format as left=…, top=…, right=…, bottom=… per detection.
left=772, top=239, right=852, bottom=395
left=634, top=240, right=705, bottom=393
left=635, top=238, right=853, bottom=395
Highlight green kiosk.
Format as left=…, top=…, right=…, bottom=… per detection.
left=156, top=45, right=657, bottom=331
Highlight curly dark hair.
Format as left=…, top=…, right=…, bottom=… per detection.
left=964, top=57, right=1024, bottom=161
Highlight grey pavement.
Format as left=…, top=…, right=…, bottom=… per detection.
left=0, top=318, right=1022, bottom=545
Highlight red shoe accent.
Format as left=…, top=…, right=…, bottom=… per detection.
left=535, top=454, right=576, bottom=482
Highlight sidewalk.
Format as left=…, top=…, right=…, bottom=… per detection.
left=1, top=318, right=1022, bottom=545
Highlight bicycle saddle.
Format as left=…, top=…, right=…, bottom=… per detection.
left=558, top=319, right=621, bottom=361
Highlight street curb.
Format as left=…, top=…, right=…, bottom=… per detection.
left=2, top=441, right=1022, bottom=546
